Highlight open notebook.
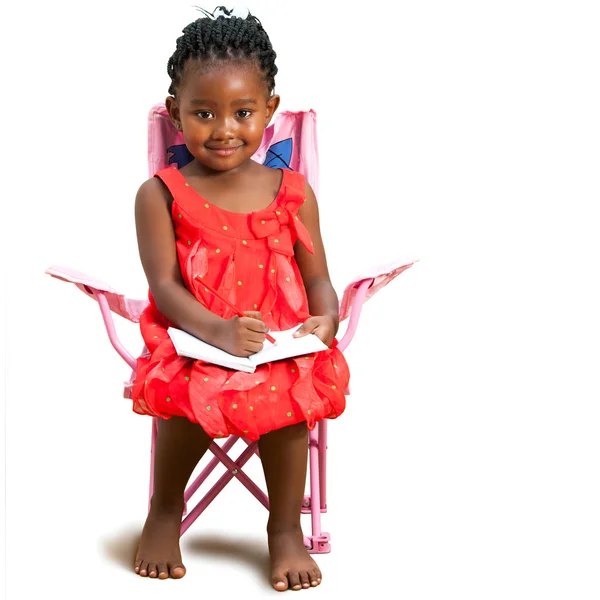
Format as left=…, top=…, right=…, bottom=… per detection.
left=168, top=325, right=329, bottom=373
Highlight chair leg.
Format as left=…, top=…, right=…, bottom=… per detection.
left=180, top=441, right=260, bottom=536
left=184, top=436, right=238, bottom=503
left=208, top=441, right=269, bottom=509
left=318, top=420, right=328, bottom=511
left=305, top=426, right=330, bottom=554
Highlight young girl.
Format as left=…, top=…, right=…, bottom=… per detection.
left=131, top=7, right=350, bottom=592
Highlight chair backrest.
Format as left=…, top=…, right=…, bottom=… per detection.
left=147, top=104, right=320, bottom=193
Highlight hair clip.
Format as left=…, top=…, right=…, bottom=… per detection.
left=194, top=5, right=250, bottom=19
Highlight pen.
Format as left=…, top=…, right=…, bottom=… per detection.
left=194, top=275, right=276, bottom=344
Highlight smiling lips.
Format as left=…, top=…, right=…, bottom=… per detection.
left=206, top=145, right=243, bottom=157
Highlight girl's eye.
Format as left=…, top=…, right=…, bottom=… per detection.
left=197, top=111, right=213, bottom=119
left=237, top=109, right=252, bottom=119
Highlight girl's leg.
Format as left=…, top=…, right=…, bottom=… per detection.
left=258, top=422, right=322, bottom=591
left=135, top=416, right=212, bottom=579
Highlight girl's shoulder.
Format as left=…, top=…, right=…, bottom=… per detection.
left=135, top=172, right=176, bottom=212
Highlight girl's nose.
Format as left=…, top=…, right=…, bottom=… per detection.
left=210, top=116, right=236, bottom=141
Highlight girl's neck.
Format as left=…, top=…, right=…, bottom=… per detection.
left=184, top=158, right=258, bottom=181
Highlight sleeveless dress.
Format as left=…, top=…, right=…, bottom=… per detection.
left=130, top=166, right=350, bottom=441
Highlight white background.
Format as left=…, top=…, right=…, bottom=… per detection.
left=3, top=0, right=600, bottom=598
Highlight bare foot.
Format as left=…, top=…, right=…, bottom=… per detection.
left=268, top=529, right=322, bottom=591
left=134, top=501, right=186, bottom=579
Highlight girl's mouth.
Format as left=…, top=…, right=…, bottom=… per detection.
left=206, top=145, right=243, bottom=157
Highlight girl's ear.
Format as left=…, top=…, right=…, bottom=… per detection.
left=265, top=94, right=281, bottom=126
left=166, top=96, right=182, bottom=131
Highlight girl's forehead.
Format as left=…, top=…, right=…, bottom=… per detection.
left=179, top=58, right=268, bottom=99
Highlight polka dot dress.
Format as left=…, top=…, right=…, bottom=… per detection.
left=130, top=166, right=349, bottom=441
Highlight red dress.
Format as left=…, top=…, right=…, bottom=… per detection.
left=130, top=166, right=349, bottom=441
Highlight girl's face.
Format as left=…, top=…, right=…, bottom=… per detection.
left=167, top=60, right=280, bottom=173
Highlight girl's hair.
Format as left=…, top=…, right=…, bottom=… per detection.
left=167, top=6, right=278, bottom=96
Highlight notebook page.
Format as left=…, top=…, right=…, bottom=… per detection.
left=249, top=326, right=328, bottom=366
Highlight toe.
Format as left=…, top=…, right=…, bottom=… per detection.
left=310, top=567, right=321, bottom=586
left=157, top=562, right=169, bottom=580
left=139, top=560, right=148, bottom=577
left=288, top=571, right=302, bottom=591
left=300, top=571, right=310, bottom=589
left=148, top=562, right=158, bottom=578
left=134, top=558, right=142, bottom=574
left=272, top=572, right=289, bottom=591
left=170, top=563, right=186, bottom=579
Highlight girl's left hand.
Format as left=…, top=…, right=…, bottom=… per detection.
left=293, top=315, right=337, bottom=347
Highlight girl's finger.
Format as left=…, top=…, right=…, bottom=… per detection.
left=245, top=331, right=266, bottom=344
left=243, top=311, right=263, bottom=320
left=239, top=317, right=268, bottom=334
left=243, top=340, right=264, bottom=354
left=293, top=319, right=318, bottom=338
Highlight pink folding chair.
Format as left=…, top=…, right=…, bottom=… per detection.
left=46, top=105, right=417, bottom=553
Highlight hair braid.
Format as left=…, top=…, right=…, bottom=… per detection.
left=166, top=7, right=278, bottom=96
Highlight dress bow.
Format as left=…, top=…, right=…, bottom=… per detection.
left=249, top=205, right=314, bottom=255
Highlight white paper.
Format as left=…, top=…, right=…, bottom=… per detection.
left=167, top=325, right=328, bottom=373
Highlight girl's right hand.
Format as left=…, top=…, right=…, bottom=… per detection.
left=217, top=311, right=268, bottom=357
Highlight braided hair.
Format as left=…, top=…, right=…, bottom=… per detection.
left=167, top=6, right=278, bottom=96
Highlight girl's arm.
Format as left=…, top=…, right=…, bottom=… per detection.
left=134, top=178, right=267, bottom=355
left=135, top=177, right=225, bottom=343
left=293, top=181, right=340, bottom=345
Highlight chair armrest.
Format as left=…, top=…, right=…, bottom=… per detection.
left=336, top=279, right=373, bottom=352
left=335, top=257, right=418, bottom=352
left=45, top=265, right=148, bottom=322
left=46, top=265, right=145, bottom=369
left=94, top=291, right=138, bottom=369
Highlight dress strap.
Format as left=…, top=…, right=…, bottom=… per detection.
left=277, top=169, right=315, bottom=255
left=154, top=166, right=188, bottom=198
left=282, top=169, right=306, bottom=196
